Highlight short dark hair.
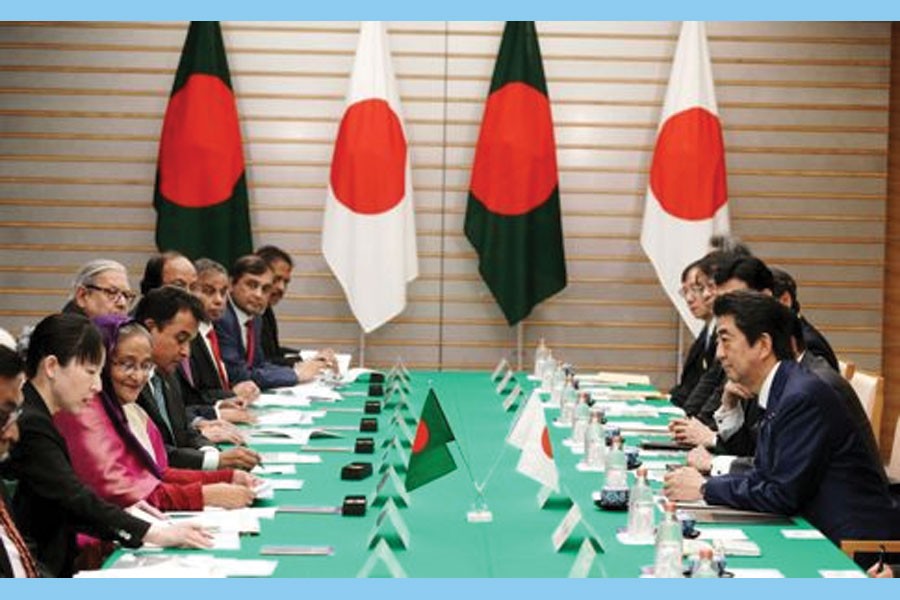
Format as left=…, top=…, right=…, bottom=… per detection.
left=770, top=267, right=800, bottom=313
left=133, top=285, right=206, bottom=329
left=714, top=255, right=774, bottom=292
left=0, top=345, right=24, bottom=379
left=713, top=291, right=795, bottom=361
left=697, top=251, right=732, bottom=281
left=680, top=259, right=702, bottom=284
left=230, top=255, right=271, bottom=282
left=140, top=251, right=186, bottom=296
left=791, top=313, right=806, bottom=353
left=25, top=313, right=104, bottom=379
left=255, top=245, right=293, bottom=269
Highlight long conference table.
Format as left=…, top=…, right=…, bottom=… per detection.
left=102, top=370, right=863, bottom=578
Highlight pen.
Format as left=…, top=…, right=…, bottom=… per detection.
left=877, top=544, right=886, bottom=574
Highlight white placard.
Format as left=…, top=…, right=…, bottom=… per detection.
left=369, top=464, right=411, bottom=507
left=252, top=464, right=297, bottom=475
left=495, top=369, right=514, bottom=394
left=366, top=498, right=411, bottom=550
left=568, top=539, right=598, bottom=578
left=551, top=504, right=583, bottom=552
left=502, top=384, right=523, bottom=412
left=357, top=538, right=408, bottom=578
left=491, top=357, right=510, bottom=381
left=781, top=529, right=826, bottom=540
left=819, top=570, right=866, bottom=578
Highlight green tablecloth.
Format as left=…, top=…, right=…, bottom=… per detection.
left=104, top=370, right=862, bottom=577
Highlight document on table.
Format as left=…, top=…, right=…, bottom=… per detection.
left=729, top=568, right=785, bottom=578
left=248, top=428, right=316, bottom=445
left=781, top=529, right=826, bottom=540
left=259, top=451, right=322, bottom=464
left=270, top=479, right=304, bottom=490
left=596, top=403, right=659, bottom=418
left=255, top=394, right=312, bottom=408
left=253, top=464, right=297, bottom=475
left=255, top=410, right=323, bottom=426
left=300, top=350, right=351, bottom=375
left=88, top=554, right=279, bottom=578
left=611, top=421, right=670, bottom=434
left=340, top=367, right=377, bottom=384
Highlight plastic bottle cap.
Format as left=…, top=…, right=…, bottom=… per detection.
left=664, top=500, right=677, bottom=512
left=636, top=467, right=648, bottom=478
left=699, top=547, right=713, bottom=560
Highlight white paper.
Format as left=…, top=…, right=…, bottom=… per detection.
left=579, top=372, right=651, bottom=385
left=270, top=479, right=305, bottom=490
left=610, top=421, right=670, bottom=434
left=616, top=530, right=655, bottom=546
left=819, top=570, right=866, bottom=578
left=341, top=367, right=376, bottom=384
left=214, top=559, right=279, bottom=577
left=697, top=528, right=748, bottom=541
left=781, top=529, right=826, bottom=540
left=729, top=568, right=785, bottom=578
left=300, top=350, right=352, bottom=376
left=255, top=410, right=318, bottom=426
left=259, top=452, right=322, bottom=464
left=252, top=464, right=297, bottom=475
left=249, top=428, right=315, bottom=445
left=254, top=394, right=312, bottom=408
left=253, top=480, right=275, bottom=500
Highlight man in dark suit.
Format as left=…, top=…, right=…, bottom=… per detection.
left=217, top=255, right=330, bottom=390
left=672, top=254, right=774, bottom=437
left=771, top=266, right=839, bottom=371
left=0, top=346, right=42, bottom=578
left=134, top=286, right=259, bottom=471
left=179, top=258, right=257, bottom=423
left=256, top=245, right=302, bottom=367
left=665, top=291, right=900, bottom=544
left=669, top=259, right=718, bottom=409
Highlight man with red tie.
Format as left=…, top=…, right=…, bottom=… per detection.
left=179, top=258, right=259, bottom=424
left=0, top=345, right=42, bottom=577
left=216, top=255, right=329, bottom=391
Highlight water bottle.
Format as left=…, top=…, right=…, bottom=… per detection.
left=692, top=547, right=718, bottom=578
left=559, top=373, right=576, bottom=426
left=571, top=392, right=590, bottom=449
left=654, top=501, right=684, bottom=578
left=605, top=435, right=628, bottom=490
left=584, top=408, right=606, bottom=469
left=534, top=338, right=548, bottom=377
left=626, top=467, right=655, bottom=542
left=712, top=538, right=727, bottom=576
left=549, top=362, right=566, bottom=406
left=540, top=352, right=555, bottom=392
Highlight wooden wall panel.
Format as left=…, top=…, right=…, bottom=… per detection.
left=0, top=20, right=889, bottom=392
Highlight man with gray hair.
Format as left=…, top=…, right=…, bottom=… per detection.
left=61, top=259, right=135, bottom=319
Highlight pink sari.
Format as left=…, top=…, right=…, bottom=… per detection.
left=55, top=395, right=168, bottom=507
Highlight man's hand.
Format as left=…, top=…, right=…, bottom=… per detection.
left=219, top=407, right=257, bottom=425
left=687, top=446, right=713, bottom=474
left=295, top=359, right=324, bottom=383
left=233, top=380, right=260, bottom=405
left=202, top=483, right=256, bottom=509
left=231, top=469, right=261, bottom=488
left=721, top=381, right=753, bottom=410
left=218, top=446, right=261, bottom=470
left=669, top=417, right=716, bottom=448
left=867, top=563, right=894, bottom=578
left=197, top=419, right=246, bottom=445
left=663, top=467, right=706, bottom=501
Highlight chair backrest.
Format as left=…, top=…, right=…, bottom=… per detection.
left=887, top=416, right=900, bottom=481
left=838, top=359, right=856, bottom=381
left=849, top=369, right=884, bottom=450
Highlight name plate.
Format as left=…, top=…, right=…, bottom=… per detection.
left=502, top=384, right=523, bottom=412
left=357, top=538, right=408, bottom=578
left=568, top=539, right=598, bottom=578
left=378, top=437, right=410, bottom=475
left=495, top=369, right=514, bottom=394
left=390, top=413, right=416, bottom=444
left=491, top=357, right=510, bottom=382
left=366, top=498, right=411, bottom=550
left=369, top=464, right=411, bottom=507
left=551, top=504, right=584, bottom=552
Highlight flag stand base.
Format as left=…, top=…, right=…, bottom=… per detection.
left=467, top=508, right=494, bottom=523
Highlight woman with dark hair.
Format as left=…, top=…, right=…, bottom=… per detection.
left=55, top=314, right=257, bottom=511
left=8, top=313, right=212, bottom=577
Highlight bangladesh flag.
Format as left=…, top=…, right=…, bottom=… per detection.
left=405, top=389, right=457, bottom=492
left=154, top=21, right=252, bottom=268
left=464, top=21, right=567, bottom=326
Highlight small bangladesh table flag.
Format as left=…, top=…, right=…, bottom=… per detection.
left=153, top=21, right=252, bottom=269
left=405, top=389, right=457, bottom=492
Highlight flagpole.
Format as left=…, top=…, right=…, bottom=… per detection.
left=359, top=329, right=366, bottom=369
left=516, top=322, right=524, bottom=372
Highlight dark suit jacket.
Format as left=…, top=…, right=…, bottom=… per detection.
left=704, top=361, right=900, bottom=544
left=669, top=324, right=716, bottom=409
left=60, top=300, right=86, bottom=317
left=137, top=371, right=212, bottom=470
left=215, top=302, right=298, bottom=391
left=9, top=383, right=149, bottom=577
left=801, top=316, right=839, bottom=372
left=177, top=334, right=234, bottom=421
left=681, top=360, right=726, bottom=428
left=260, top=306, right=301, bottom=367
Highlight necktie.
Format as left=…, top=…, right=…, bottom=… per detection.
left=207, top=329, right=231, bottom=391
left=149, top=374, right=174, bottom=438
left=180, top=357, right=194, bottom=388
left=245, top=319, right=256, bottom=367
left=0, top=498, right=39, bottom=577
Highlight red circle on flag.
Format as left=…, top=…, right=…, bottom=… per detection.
left=412, top=421, right=430, bottom=454
left=330, top=98, right=407, bottom=215
left=469, top=82, right=558, bottom=217
left=649, top=107, right=727, bottom=221
left=541, top=427, right=554, bottom=459
left=158, top=74, right=245, bottom=208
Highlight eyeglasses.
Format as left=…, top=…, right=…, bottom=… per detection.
left=0, top=406, right=22, bottom=433
left=85, top=284, right=138, bottom=305
left=110, top=360, right=155, bottom=377
left=678, top=285, right=707, bottom=298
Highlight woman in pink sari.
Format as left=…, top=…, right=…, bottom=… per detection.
left=55, top=314, right=257, bottom=511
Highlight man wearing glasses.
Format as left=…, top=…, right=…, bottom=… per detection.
left=62, top=259, right=136, bottom=319
left=0, top=345, right=42, bottom=577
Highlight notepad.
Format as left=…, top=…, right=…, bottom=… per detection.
left=259, top=452, right=322, bottom=464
